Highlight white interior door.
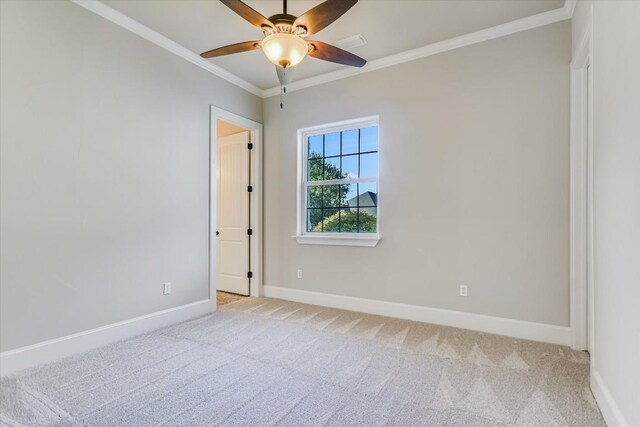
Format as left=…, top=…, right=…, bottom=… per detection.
left=217, top=131, right=250, bottom=295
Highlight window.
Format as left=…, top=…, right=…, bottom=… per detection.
left=296, top=116, right=380, bottom=247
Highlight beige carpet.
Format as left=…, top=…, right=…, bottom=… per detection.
left=0, top=297, right=604, bottom=426
left=216, top=291, right=246, bottom=307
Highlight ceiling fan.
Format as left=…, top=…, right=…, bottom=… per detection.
left=200, top=0, right=367, bottom=87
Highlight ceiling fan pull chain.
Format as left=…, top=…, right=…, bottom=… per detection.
left=280, top=84, right=284, bottom=109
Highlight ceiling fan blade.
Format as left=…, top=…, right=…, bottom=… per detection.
left=200, top=41, right=261, bottom=59
left=308, top=41, right=366, bottom=67
left=219, top=0, right=274, bottom=30
left=294, top=0, right=358, bottom=36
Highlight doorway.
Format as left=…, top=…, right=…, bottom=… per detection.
left=586, top=63, right=594, bottom=356
left=210, top=107, right=263, bottom=304
left=569, top=19, right=594, bottom=361
left=217, top=123, right=250, bottom=296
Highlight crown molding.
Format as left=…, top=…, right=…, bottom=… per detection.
left=263, top=1, right=575, bottom=97
left=71, top=0, right=575, bottom=99
left=564, top=0, right=577, bottom=18
left=70, top=0, right=264, bottom=97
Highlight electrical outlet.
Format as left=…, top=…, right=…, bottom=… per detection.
left=297, top=269, right=303, bottom=279
left=163, top=282, right=171, bottom=295
left=459, top=285, right=468, bottom=297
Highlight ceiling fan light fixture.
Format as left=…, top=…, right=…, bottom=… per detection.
left=261, top=33, right=308, bottom=68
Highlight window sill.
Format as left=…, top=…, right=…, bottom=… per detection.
left=293, top=234, right=381, bottom=247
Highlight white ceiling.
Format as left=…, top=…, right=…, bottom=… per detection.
left=104, top=0, right=564, bottom=90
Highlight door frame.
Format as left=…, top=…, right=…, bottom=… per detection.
left=569, top=6, right=594, bottom=361
left=210, top=106, right=263, bottom=299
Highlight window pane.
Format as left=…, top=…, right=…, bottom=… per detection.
left=307, top=186, right=322, bottom=208
left=322, top=208, right=340, bottom=232
left=341, top=130, right=358, bottom=155
left=359, top=152, right=378, bottom=178
left=325, top=132, right=340, bottom=157
left=323, top=157, right=342, bottom=180
left=357, top=183, right=378, bottom=207
left=304, top=123, right=379, bottom=235
left=322, top=184, right=342, bottom=208
left=308, top=158, right=323, bottom=181
left=340, top=209, right=358, bottom=232
left=308, top=135, right=323, bottom=158
left=360, top=126, right=378, bottom=153
left=341, top=154, right=358, bottom=178
left=307, top=208, right=323, bottom=232
left=340, top=183, right=357, bottom=207
left=358, top=207, right=377, bottom=233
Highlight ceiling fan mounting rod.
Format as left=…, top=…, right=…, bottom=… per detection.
left=283, top=0, right=287, bottom=14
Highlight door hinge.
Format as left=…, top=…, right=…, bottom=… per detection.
left=247, top=228, right=253, bottom=235
left=247, top=185, right=253, bottom=192
left=247, top=271, right=253, bottom=279
left=248, top=143, right=253, bottom=150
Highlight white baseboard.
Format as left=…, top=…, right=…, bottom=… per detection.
left=0, top=299, right=216, bottom=376
left=263, top=286, right=570, bottom=346
left=591, top=371, right=631, bottom=427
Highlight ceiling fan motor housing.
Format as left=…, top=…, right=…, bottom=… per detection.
left=265, top=14, right=307, bottom=36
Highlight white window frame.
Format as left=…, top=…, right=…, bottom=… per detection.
left=295, top=115, right=380, bottom=247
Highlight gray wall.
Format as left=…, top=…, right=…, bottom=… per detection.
left=573, top=2, right=640, bottom=425
left=263, top=22, right=571, bottom=327
left=0, top=0, right=262, bottom=352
